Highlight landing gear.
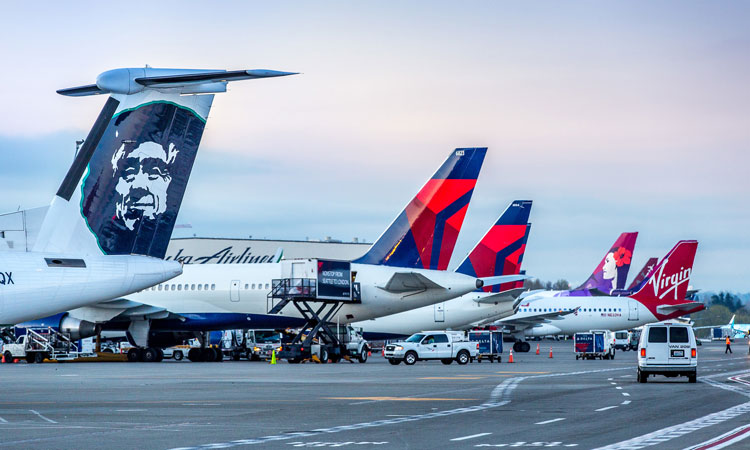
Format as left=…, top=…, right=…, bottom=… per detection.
left=512, top=341, right=531, bottom=352
left=127, top=347, right=165, bottom=362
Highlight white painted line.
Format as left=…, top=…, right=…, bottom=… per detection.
left=683, top=423, right=750, bottom=450
left=0, top=417, right=7, bottom=423
left=622, top=392, right=630, bottom=397
left=607, top=378, right=613, bottom=381
left=535, top=418, right=566, bottom=425
left=29, top=410, right=57, bottom=424
left=620, top=375, right=630, bottom=378
left=610, top=382, right=617, bottom=385
left=115, top=409, right=147, bottom=412
left=621, top=400, right=631, bottom=405
left=450, top=432, right=492, bottom=441
left=595, top=406, right=618, bottom=412
left=616, top=387, right=623, bottom=390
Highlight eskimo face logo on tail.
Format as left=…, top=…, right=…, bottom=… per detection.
left=648, top=258, right=692, bottom=300
left=81, top=102, right=205, bottom=257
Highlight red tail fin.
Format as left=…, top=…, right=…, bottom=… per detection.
left=630, top=240, right=698, bottom=303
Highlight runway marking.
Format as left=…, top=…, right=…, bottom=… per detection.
left=684, top=424, right=750, bottom=450
left=495, top=371, right=549, bottom=374
left=621, top=400, right=631, bottom=405
left=621, top=393, right=630, bottom=397
left=607, top=378, right=613, bottom=381
left=29, top=410, right=57, bottom=424
left=615, top=387, right=623, bottom=390
left=619, top=375, right=630, bottom=378
left=115, top=409, right=147, bottom=412
left=325, top=397, right=477, bottom=402
left=535, top=418, right=565, bottom=425
left=594, top=371, right=750, bottom=449
left=728, top=374, right=750, bottom=387
left=610, top=382, right=617, bottom=385
left=169, top=367, right=629, bottom=450
left=0, top=417, right=7, bottom=423
left=419, top=377, right=484, bottom=380
left=182, top=403, right=221, bottom=406
left=450, top=432, right=492, bottom=441
left=595, top=406, right=618, bottom=412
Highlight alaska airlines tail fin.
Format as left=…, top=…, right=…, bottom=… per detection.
left=631, top=240, right=698, bottom=303
left=353, top=148, right=486, bottom=270
left=627, top=257, right=659, bottom=290
left=729, top=314, right=736, bottom=328
left=575, top=232, right=638, bottom=293
left=33, top=67, right=295, bottom=259
left=455, top=200, right=532, bottom=292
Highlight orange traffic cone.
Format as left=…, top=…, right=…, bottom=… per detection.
left=509, top=350, right=514, bottom=363
left=536, top=344, right=540, bottom=355
left=1, top=353, right=5, bottom=363
left=549, top=347, right=553, bottom=359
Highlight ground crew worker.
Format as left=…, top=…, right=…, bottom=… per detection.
left=725, top=336, right=732, bottom=354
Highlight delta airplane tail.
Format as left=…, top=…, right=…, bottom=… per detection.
left=353, top=148, right=486, bottom=270
left=627, top=257, right=659, bottom=290
left=33, top=67, right=295, bottom=259
left=575, top=232, right=638, bottom=293
left=455, top=200, right=532, bottom=293
left=630, top=240, right=704, bottom=316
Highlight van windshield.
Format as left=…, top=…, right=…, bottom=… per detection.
left=647, top=327, right=668, bottom=343
left=669, top=327, right=690, bottom=343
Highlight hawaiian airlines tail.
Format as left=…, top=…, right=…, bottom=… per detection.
left=455, top=200, right=532, bottom=293
left=627, top=257, right=659, bottom=290
left=353, top=148, right=486, bottom=270
left=575, top=232, right=638, bottom=293
left=630, top=240, right=704, bottom=316
left=33, top=67, right=295, bottom=259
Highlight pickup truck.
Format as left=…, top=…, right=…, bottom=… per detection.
left=384, top=331, right=479, bottom=365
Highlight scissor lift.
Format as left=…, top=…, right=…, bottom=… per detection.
left=267, top=278, right=361, bottom=363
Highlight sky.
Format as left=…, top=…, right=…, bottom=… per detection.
left=0, top=2, right=748, bottom=291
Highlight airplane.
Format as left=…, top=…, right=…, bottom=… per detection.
left=1, top=66, right=295, bottom=327
left=353, top=199, right=532, bottom=339
left=694, top=315, right=750, bottom=339
left=499, top=240, right=704, bottom=352
left=26, top=148, right=526, bottom=362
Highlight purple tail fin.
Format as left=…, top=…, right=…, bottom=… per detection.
left=575, top=232, right=638, bottom=293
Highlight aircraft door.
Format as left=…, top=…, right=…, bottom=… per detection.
left=230, top=280, right=240, bottom=302
left=628, top=300, right=638, bottom=321
left=434, top=303, right=445, bottom=322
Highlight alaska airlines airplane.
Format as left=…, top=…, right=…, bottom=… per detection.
left=30, top=148, right=525, bottom=361
left=695, top=315, right=750, bottom=339
left=500, top=240, right=704, bottom=352
left=354, top=200, right=532, bottom=339
left=0, top=67, right=294, bottom=328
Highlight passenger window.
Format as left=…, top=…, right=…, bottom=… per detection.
left=265, top=283, right=270, bottom=289
left=422, top=335, right=435, bottom=345
left=204, top=284, right=209, bottom=290
left=191, top=284, right=196, bottom=290
left=211, top=284, right=216, bottom=290
left=669, top=327, right=690, bottom=343
left=647, top=327, right=668, bottom=343
left=177, top=284, right=182, bottom=291
left=198, top=284, right=202, bottom=291
left=158, top=285, right=162, bottom=291
left=171, top=284, right=176, bottom=291
left=433, top=334, right=449, bottom=343
left=252, top=284, right=256, bottom=289
left=245, top=284, right=249, bottom=289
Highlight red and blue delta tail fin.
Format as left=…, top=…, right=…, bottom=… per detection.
left=631, top=240, right=698, bottom=303
left=354, top=148, right=486, bottom=270
left=455, top=200, right=533, bottom=292
left=627, top=257, right=659, bottom=291
left=575, top=232, right=638, bottom=293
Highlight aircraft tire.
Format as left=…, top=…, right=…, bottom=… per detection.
left=142, top=347, right=159, bottom=363
left=187, top=348, right=201, bottom=362
left=521, top=342, right=531, bottom=352
left=155, top=348, right=164, bottom=362
left=127, top=348, right=141, bottom=362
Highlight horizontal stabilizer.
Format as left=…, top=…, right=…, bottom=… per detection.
left=57, top=84, right=107, bottom=97
left=379, top=272, right=445, bottom=293
left=480, top=274, right=529, bottom=288
left=473, top=287, right=525, bottom=304
left=655, top=302, right=704, bottom=314
left=134, top=69, right=297, bottom=86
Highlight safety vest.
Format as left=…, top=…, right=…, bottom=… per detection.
left=726, top=337, right=731, bottom=345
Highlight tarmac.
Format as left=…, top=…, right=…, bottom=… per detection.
left=0, top=341, right=749, bottom=449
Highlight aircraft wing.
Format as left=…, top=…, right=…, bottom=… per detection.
left=379, top=272, right=445, bottom=293
left=655, top=302, right=704, bottom=315
left=473, top=287, right=526, bottom=304
left=497, top=308, right=579, bottom=328
left=68, top=299, right=177, bottom=323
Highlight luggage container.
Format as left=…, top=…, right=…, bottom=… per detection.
left=574, top=330, right=615, bottom=360
left=469, top=330, right=503, bottom=362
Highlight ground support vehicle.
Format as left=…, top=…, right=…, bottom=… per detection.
left=384, top=331, right=479, bottom=365
left=574, top=330, right=615, bottom=360
left=614, top=331, right=630, bottom=351
left=637, top=322, right=697, bottom=383
left=268, top=263, right=364, bottom=363
left=246, top=330, right=283, bottom=361
left=469, top=330, right=502, bottom=362
left=221, top=330, right=248, bottom=361
left=1, top=327, right=94, bottom=363
left=628, top=329, right=641, bottom=350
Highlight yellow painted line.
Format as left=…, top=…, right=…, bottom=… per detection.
left=324, top=397, right=477, bottom=402
left=495, top=371, right=550, bottom=374
left=419, top=377, right=485, bottom=380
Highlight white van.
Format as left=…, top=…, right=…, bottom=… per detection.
left=613, top=331, right=630, bottom=351
left=637, top=322, right=697, bottom=383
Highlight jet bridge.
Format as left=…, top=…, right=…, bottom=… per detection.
left=267, top=259, right=362, bottom=363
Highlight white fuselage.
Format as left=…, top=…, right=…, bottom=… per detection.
left=129, top=262, right=481, bottom=324
left=508, top=292, right=660, bottom=337
left=0, top=252, right=181, bottom=325
left=353, top=291, right=515, bottom=338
